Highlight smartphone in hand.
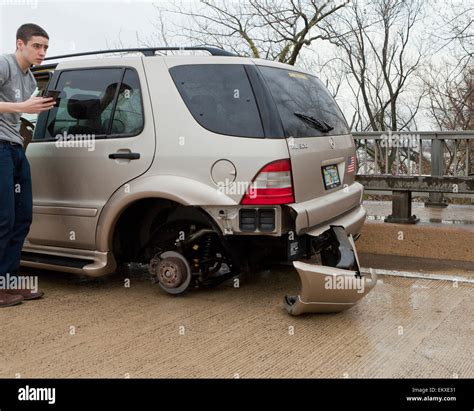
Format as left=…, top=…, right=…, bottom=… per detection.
left=44, top=89, right=61, bottom=107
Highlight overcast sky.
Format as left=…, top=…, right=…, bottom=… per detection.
left=0, top=0, right=164, bottom=55
left=1, top=0, right=469, bottom=130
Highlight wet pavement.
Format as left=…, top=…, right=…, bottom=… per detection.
left=1, top=202, right=472, bottom=378
left=0, top=263, right=472, bottom=378
left=359, top=253, right=474, bottom=279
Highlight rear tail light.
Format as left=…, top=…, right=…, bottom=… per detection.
left=241, top=159, right=295, bottom=205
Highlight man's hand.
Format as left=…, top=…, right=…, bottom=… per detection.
left=20, top=96, right=56, bottom=114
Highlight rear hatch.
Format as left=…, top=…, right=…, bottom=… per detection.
left=256, top=64, right=358, bottom=205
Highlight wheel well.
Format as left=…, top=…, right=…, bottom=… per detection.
left=112, top=199, right=218, bottom=264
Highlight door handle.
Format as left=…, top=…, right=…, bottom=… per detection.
left=109, top=152, right=141, bottom=160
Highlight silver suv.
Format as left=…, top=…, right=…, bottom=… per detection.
left=21, top=47, right=376, bottom=315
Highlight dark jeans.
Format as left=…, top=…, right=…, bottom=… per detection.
left=0, top=142, right=32, bottom=278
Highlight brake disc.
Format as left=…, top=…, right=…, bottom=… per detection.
left=149, top=251, right=192, bottom=295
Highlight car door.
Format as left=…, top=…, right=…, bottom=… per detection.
left=25, top=59, right=155, bottom=250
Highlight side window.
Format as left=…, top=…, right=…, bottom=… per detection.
left=44, top=68, right=123, bottom=140
left=169, top=64, right=264, bottom=138
left=40, top=68, right=143, bottom=141
left=109, top=69, right=144, bottom=135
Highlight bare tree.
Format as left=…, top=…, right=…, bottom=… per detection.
left=420, top=65, right=473, bottom=175
left=430, top=0, right=473, bottom=63
left=423, top=65, right=473, bottom=131
left=420, top=0, right=473, bottom=175
left=323, top=0, right=427, bottom=132
left=318, top=0, right=429, bottom=174
left=149, top=0, right=349, bottom=65
left=430, top=0, right=474, bottom=175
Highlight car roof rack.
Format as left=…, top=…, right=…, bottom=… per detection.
left=43, top=46, right=237, bottom=62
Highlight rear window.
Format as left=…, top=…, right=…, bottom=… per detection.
left=258, top=66, right=350, bottom=138
left=169, top=64, right=265, bottom=138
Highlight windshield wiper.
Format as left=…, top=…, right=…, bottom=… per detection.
left=294, top=112, right=334, bottom=133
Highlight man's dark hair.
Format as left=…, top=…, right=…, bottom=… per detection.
left=16, top=23, right=49, bottom=45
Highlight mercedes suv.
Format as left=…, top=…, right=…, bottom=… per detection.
left=20, top=47, right=376, bottom=315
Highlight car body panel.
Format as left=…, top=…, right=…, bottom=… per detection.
left=285, top=235, right=377, bottom=315
left=21, top=53, right=367, bottom=284
left=26, top=57, right=156, bottom=250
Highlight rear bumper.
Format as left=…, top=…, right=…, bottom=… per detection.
left=285, top=227, right=377, bottom=315
left=203, top=190, right=366, bottom=239
left=285, top=261, right=377, bottom=315
left=303, top=204, right=367, bottom=237
left=289, top=182, right=365, bottom=235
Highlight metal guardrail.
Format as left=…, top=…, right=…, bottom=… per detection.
left=356, top=175, right=474, bottom=193
left=352, top=131, right=474, bottom=177
left=352, top=131, right=474, bottom=224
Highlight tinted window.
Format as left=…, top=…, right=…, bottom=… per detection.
left=108, top=69, right=144, bottom=135
left=40, top=68, right=143, bottom=140
left=169, top=64, right=265, bottom=138
left=258, top=66, right=349, bottom=138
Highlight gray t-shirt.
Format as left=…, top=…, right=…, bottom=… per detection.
left=0, top=53, right=37, bottom=146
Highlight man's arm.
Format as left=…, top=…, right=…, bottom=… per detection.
left=0, top=98, right=56, bottom=114
left=0, top=57, right=55, bottom=114
left=0, top=100, right=27, bottom=113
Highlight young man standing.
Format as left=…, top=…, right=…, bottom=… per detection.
left=0, top=24, right=56, bottom=307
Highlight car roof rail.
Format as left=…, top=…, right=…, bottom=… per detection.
left=43, top=46, right=237, bottom=62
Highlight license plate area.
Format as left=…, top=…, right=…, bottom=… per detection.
left=322, top=165, right=341, bottom=190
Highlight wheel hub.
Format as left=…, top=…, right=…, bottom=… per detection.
left=157, top=257, right=186, bottom=288
left=149, top=251, right=193, bottom=295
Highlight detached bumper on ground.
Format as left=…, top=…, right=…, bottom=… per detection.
left=285, top=226, right=377, bottom=315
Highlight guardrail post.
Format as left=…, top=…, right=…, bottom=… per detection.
left=385, top=191, right=420, bottom=224
left=426, top=137, right=448, bottom=208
